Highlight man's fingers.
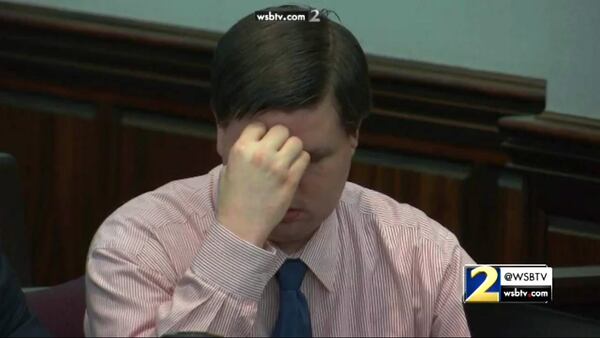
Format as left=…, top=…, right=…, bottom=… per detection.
left=278, top=136, right=303, bottom=168
left=238, top=122, right=267, bottom=143
left=260, top=125, right=290, bottom=151
left=287, top=151, right=310, bottom=187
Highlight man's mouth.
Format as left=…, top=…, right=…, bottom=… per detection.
left=282, top=208, right=303, bottom=222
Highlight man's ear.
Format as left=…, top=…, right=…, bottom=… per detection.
left=216, top=125, right=225, bottom=159
left=349, top=126, right=360, bottom=155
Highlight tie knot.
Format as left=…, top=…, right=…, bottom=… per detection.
left=276, top=259, right=308, bottom=291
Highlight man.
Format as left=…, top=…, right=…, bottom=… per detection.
left=0, top=245, right=50, bottom=337
left=85, top=5, right=474, bottom=337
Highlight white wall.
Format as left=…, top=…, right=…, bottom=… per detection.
left=9, top=0, right=600, bottom=119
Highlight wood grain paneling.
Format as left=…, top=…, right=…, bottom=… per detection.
left=501, top=112, right=600, bottom=314
left=496, top=171, right=528, bottom=263
left=0, top=95, right=107, bottom=284
left=116, top=110, right=221, bottom=205
left=547, top=217, right=600, bottom=267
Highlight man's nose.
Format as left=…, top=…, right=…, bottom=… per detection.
left=297, top=173, right=309, bottom=189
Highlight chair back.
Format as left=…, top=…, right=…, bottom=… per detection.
left=0, top=152, right=31, bottom=285
left=25, top=276, right=86, bottom=337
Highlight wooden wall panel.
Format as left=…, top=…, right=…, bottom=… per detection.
left=501, top=113, right=600, bottom=315
left=116, top=111, right=221, bottom=206
left=547, top=224, right=600, bottom=267
left=0, top=95, right=108, bottom=285
left=496, top=172, right=528, bottom=263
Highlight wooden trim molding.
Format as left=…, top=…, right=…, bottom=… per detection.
left=0, top=1, right=549, bottom=166
left=500, top=112, right=600, bottom=182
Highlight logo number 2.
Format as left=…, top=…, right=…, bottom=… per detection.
left=467, top=266, right=500, bottom=302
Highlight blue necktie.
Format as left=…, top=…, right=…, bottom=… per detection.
left=271, top=259, right=312, bottom=337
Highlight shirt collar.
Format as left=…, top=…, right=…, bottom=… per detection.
left=297, top=209, right=340, bottom=292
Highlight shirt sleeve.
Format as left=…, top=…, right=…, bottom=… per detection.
left=430, top=245, right=474, bottom=337
left=85, top=221, right=282, bottom=337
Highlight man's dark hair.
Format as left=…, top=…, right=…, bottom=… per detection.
left=210, top=4, right=372, bottom=134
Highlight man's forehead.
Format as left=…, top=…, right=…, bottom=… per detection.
left=256, top=109, right=319, bottom=129
left=228, top=92, right=341, bottom=136
left=257, top=118, right=322, bottom=151
left=223, top=97, right=345, bottom=151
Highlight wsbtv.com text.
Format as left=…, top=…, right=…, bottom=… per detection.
left=255, top=10, right=321, bottom=22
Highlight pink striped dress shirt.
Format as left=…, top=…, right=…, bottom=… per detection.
left=84, top=164, right=475, bottom=337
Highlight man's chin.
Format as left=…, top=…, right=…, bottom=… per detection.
left=269, top=220, right=318, bottom=246
left=270, top=220, right=304, bottom=237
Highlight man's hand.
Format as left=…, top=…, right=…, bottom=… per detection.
left=216, top=122, right=311, bottom=248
